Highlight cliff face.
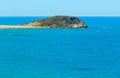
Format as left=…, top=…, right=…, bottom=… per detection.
left=26, top=16, right=88, bottom=28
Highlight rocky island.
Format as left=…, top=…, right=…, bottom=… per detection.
left=26, top=16, right=87, bottom=28
left=0, top=16, right=87, bottom=28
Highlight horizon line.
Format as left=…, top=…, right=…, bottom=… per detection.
left=0, top=15, right=120, bottom=17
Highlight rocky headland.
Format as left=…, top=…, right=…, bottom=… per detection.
left=25, top=16, right=88, bottom=28
left=0, top=16, right=88, bottom=29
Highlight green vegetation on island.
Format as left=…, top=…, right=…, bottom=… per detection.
left=26, top=16, right=88, bottom=28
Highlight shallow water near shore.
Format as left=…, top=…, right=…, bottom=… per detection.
left=0, top=17, right=120, bottom=78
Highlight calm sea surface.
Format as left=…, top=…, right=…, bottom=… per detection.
left=0, top=17, right=120, bottom=78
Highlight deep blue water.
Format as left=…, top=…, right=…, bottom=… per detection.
left=0, top=17, right=120, bottom=78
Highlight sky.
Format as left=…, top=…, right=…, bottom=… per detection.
left=0, top=0, right=120, bottom=16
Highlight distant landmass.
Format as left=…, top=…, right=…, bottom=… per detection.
left=0, top=16, right=88, bottom=29
left=25, top=16, right=88, bottom=28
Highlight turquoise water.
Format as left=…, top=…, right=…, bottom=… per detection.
left=0, top=17, right=120, bottom=78
left=0, top=16, right=47, bottom=25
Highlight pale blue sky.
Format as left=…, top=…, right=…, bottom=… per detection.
left=0, top=0, right=119, bottom=16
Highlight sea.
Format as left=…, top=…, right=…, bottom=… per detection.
left=0, top=16, right=120, bottom=78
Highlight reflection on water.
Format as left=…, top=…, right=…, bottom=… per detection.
left=0, top=34, right=32, bottom=36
